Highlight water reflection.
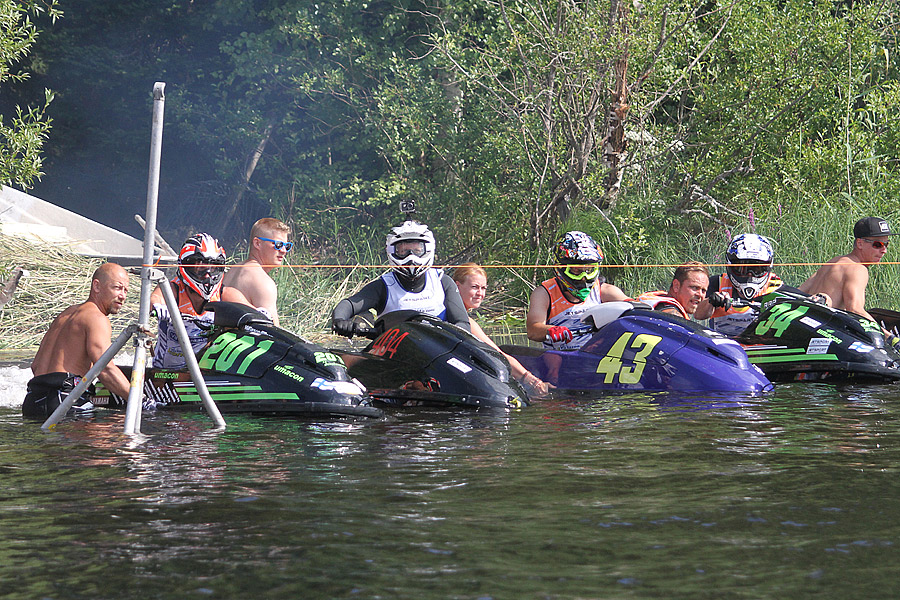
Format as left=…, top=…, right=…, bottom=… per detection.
left=3, top=380, right=900, bottom=597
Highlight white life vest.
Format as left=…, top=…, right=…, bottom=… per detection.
left=380, top=269, right=447, bottom=320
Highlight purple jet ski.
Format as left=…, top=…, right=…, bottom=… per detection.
left=501, top=302, right=773, bottom=393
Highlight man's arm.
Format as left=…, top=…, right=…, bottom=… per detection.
left=841, top=265, right=875, bottom=321
left=85, top=314, right=130, bottom=398
left=525, top=286, right=552, bottom=342
left=331, top=279, right=386, bottom=321
left=440, top=274, right=471, bottom=331
left=222, top=285, right=251, bottom=306
left=693, top=276, right=720, bottom=320
left=600, top=283, right=629, bottom=302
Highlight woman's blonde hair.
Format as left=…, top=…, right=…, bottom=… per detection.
left=452, top=262, right=487, bottom=284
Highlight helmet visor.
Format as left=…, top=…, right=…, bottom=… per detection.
left=730, top=264, right=770, bottom=279
left=181, top=254, right=226, bottom=281
left=562, top=264, right=600, bottom=281
left=391, top=240, right=427, bottom=260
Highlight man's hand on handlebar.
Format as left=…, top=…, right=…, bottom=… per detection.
left=708, top=291, right=732, bottom=310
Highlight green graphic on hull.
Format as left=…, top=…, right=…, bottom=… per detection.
left=748, top=354, right=839, bottom=364
left=179, top=392, right=301, bottom=402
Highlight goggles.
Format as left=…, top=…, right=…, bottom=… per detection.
left=257, top=237, right=293, bottom=252
left=181, top=254, right=226, bottom=277
left=392, top=242, right=427, bottom=260
left=730, top=264, right=770, bottom=278
left=562, top=264, right=600, bottom=281
left=863, top=238, right=889, bottom=250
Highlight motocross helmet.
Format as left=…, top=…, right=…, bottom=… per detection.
left=725, top=233, right=774, bottom=300
left=386, top=220, right=435, bottom=286
left=178, top=233, right=227, bottom=300
left=554, top=231, right=603, bottom=301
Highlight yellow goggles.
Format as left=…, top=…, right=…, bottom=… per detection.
left=563, top=265, right=600, bottom=280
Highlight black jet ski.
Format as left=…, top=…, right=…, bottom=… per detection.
left=333, top=310, right=529, bottom=410
left=734, top=296, right=900, bottom=382
left=92, top=302, right=383, bottom=418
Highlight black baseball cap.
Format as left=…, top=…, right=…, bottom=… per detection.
left=853, top=216, right=897, bottom=238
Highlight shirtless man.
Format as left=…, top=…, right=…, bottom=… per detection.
left=24, top=263, right=132, bottom=419
left=799, top=217, right=896, bottom=322
left=223, top=218, right=291, bottom=326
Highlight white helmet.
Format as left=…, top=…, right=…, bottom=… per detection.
left=725, top=233, right=773, bottom=300
left=386, top=220, right=435, bottom=285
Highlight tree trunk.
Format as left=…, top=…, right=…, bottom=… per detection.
left=222, top=115, right=278, bottom=233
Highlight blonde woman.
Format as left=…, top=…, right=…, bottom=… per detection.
left=453, top=264, right=549, bottom=396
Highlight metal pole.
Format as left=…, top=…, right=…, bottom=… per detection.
left=124, top=82, right=167, bottom=434
left=157, top=277, right=226, bottom=429
left=41, top=325, right=138, bottom=430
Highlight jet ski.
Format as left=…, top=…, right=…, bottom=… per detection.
left=333, top=310, right=530, bottom=410
left=501, top=302, right=772, bottom=393
left=92, top=301, right=383, bottom=418
left=734, top=296, right=900, bottom=383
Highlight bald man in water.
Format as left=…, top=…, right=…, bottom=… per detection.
left=24, top=262, right=132, bottom=419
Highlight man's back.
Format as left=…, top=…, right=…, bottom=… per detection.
left=799, top=254, right=867, bottom=313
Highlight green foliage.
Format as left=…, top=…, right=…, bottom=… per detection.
left=0, top=0, right=58, bottom=188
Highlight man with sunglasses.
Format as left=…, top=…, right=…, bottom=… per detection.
left=151, top=233, right=250, bottom=369
left=695, top=233, right=807, bottom=336
left=223, top=218, right=292, bottom=326
left=798, top=216, right=897, bottom=323
left=526, top=231, right=629, bottom=349
left=331, top=220, right=470, bottom=337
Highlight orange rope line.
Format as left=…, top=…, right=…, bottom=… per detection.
left=143, top=261, right=900, bottom=269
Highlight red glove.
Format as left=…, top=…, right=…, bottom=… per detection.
left=546, top=325, right=573, bottom=344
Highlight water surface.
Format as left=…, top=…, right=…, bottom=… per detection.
left=1, top=365, right=899, bottom=599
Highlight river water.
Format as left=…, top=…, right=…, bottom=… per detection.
left=2, top=362, right=900, bottom=599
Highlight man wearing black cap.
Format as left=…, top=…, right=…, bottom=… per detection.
left=799, top=216, right=896, bottom=322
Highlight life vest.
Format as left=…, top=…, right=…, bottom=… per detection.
left=152, top=278, right=221, bottom=369
left=380, top=269, right=447, bottom=320
left=541, top=277, right=604, bottom=350
left=637, top=290, right=688, bottom=319
left=709, top=272, right=783, bottom=336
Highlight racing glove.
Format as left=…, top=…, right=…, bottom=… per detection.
left=886, top=333, right=900, bottom=350
left=546, top=325, right=573, bottom=344
left=332, top=318, right=357, bottom=338
left=708, top=291, right=732, bottom=310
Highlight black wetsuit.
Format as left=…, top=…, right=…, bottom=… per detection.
left=22, top=372, right=95, bottom=420
left=332, top=271, right=471, bottom=331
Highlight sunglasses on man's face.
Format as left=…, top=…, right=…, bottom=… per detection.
left=863, top=238, right=890, bottom=250
left=563, top=265, right=600, bottom=280
left=258, top=237, right=293, bottom=252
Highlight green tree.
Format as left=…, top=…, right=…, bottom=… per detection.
left=0, top=0, right=58, bottom=188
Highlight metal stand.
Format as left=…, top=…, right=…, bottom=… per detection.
left=41, top=82, right=226, bottom=433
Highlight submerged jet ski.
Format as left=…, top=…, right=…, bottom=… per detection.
left=502, top=302, right=773, bottom=393
left=92, top=302, right=382, bottom=418
left=735, top=296, right=900, bottom=383
left=334, top=310, right=529, bottom=410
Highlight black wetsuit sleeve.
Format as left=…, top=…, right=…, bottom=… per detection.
left=331, top=279, right=388, bottom=321
left=441, top=274, right=472, bottom=332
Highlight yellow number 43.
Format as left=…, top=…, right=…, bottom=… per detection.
left=595, top=332, right=663, bottom=384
